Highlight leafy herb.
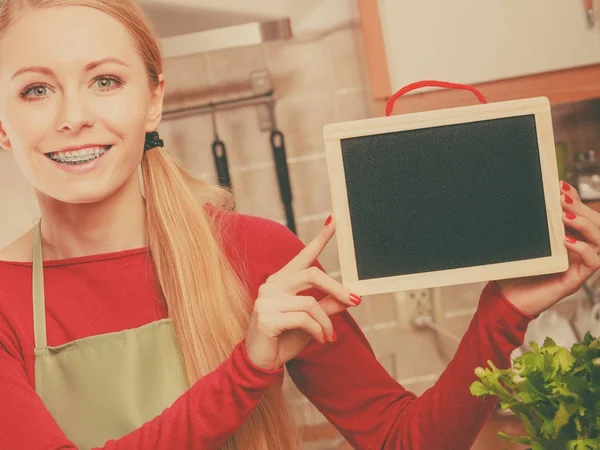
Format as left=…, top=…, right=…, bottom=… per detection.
left=470, top=332, right=600, bottom=449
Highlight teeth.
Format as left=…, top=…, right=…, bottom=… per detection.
left=48, top=146, right=110, bottom=165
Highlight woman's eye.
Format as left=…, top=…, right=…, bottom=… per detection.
left=93, top=76, right=123, bottom=91
left=20, top=85, right=51, bottom=100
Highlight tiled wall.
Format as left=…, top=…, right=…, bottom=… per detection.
left=0, top=5, right=595, bottom=449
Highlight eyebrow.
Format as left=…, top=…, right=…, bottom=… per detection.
left=11, top=57, right=129, bottom=80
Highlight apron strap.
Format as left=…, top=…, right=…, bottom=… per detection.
left=32, top=220, right=47, bottom=350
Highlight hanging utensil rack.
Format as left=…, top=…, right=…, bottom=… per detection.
left=162, top=90, right=274, bottom=121
left=162, top=70, right=276, bottom=131
left=160, top=70, right=298, bottom=234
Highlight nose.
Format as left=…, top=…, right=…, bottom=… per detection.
left=56, top=91, right=95, bottom=133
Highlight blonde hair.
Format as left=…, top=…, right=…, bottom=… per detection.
left=0, top=1, right=298, bottom=448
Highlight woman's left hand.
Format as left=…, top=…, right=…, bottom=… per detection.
left=496, top=181, right=600, bottom=317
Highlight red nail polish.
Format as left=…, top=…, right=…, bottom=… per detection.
left=566, top=212, right=576, bottom=220
left=566, top=236, right=577, bottom=244
left=561, top=181, right=571, bottom=191
left=349, top=294, right=362, bottom=305
left=324, top=215, right=332, bottom=226
left=322, top=332, right=327, bottom=343
left=564, top=194, right=573, bottom=204
left=331, top=331, right=337, bottom=342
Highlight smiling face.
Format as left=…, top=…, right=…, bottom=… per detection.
left=0, top=5, right=164, bottom=204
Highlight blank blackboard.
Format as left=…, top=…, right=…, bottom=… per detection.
left=324, top=97, right=568, bottom=296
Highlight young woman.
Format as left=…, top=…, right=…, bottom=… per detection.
left=0, top=1, right=597, bottom=449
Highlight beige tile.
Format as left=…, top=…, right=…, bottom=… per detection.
left=230, top=166, right=285, bottom=222
left=214, top=106, right=273, bottom=168
left=364, top=327, right=447, bottom=380
left=432, top=315, right=473, bottom=361
left=162, top=53, right=212, bottom=108
left=439, top=282, right=487, bottom=316
left=275, top=96, right=336, bottom=157
left=162, top=103, right=275, bottom=182
left=205, top=45, right=267, bottom=101
left=348, top=302, right=371, bottom=328
left=323, top=25, right=370, bottom=90
left=446, top=314, right=473, bottom=338
left=288, top=158, right=333, bottom=218
left=393, top=332, right=447, bottom=380
left=333, top=89, right=372, bottom=123
left=157, top=115, right=217, bottom=183
left=368, top=293, right=398, bottom=325
left=264, top=39, right=333, bottom=97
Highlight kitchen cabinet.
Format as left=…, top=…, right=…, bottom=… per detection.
left=359, top=0, right=600, bottom=113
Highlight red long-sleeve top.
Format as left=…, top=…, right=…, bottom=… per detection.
left=0, top=211, right=534, bottom=449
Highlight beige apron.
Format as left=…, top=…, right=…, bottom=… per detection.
left=32, top=220, right=189, bottom=449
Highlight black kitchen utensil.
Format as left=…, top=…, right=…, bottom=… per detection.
left=270, top=128, right=296, bottom=235
left=210, top=108, right=232, bottom=190
left=212, top=138, right=232, bottom=190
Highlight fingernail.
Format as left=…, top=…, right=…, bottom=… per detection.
left=564, top=194, right=574, bottom=204
left=324, top=215, right=332, bottom=227
left=322, top=332, right=327, bottom=343
left=349, top=293, right=362, bottom=305
left=561, top=181, right=571, bottom=191
left=566, top=236, right=577, bottom=244
left=331, top=330, right=337, bottom=342
left=566, top=212, right=576, bottom=220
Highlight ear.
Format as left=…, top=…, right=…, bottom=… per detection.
left=0, top=122, right=12, bottom=151
left=145, top=74, right=165, bottom=132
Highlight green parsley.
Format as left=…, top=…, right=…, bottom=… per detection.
left=470, top=333, right=600, bottom=449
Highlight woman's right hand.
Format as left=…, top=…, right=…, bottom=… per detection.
left=244, top=216, right=362, bottom=371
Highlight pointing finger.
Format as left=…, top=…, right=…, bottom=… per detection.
left=280, top=215, right=336, bottom=274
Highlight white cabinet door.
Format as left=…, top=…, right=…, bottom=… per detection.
left=378, top=0, right=600, bottom=92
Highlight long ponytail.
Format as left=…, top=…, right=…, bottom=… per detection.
left=141, top=147, right=300, bottom=449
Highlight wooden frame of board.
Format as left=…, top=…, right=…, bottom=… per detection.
left=323, top=97, right=569, bottom=296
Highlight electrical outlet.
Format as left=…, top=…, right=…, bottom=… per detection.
left=409, top=289, right=433, bottom=317
left=393, top=287, right=443, bottom=330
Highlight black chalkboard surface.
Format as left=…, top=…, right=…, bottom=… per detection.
left=323, top=97, right=568, bottom=296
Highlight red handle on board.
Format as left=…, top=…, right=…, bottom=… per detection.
left=385, top=80, right=488, bottom=116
